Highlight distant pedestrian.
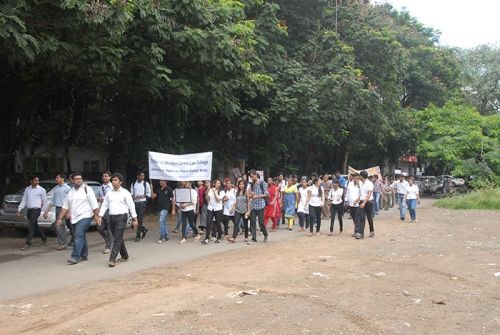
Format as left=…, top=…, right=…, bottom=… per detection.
left=307, top=177, right=324, bottom=236
left=373, top=174, right=383, bottom=215
left=152, top=180, right=174, bottom=243
left=96, top=171, right=113, bottom=254
left=321, top=174, right=332, bottom=219
left=178, top=181, right=201, bottom=244
left=392, top=175, right=409, bottom=221
left=327, top=179, right=344, bottom=235
left=98, top=172, right=138, bottom=267
left=296, top=177, right=311, bottom=232
left=130, top=171, right=151, bottom=242
left=403, top=177, right=420, bottom=222
left=202, top=179, right=224, bottom=244
left=18, top=175, right=49, bottom=250
left=282, top=177, right=298, bottom=231
left=345, top=174, right=361, bottom=237
left=264, top=177, right=279, bottom=231
left=43, top=173, right=71, bottom=250
left=248, top=170, right=269, bottom=243
left=222, top=180, right=236, bottom=238
left=357, top=170, right=375, bottom=239
left=229, top=179, right=250, bottom=243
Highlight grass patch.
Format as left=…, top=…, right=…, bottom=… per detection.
left=434, top=188, right=500, bottom=210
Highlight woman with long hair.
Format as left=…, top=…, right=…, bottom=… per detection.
left=264, top=177, right=279, bottom=231
left=282, top=177, right=298, bottom=231
left=297, top=177, right=311, bottom=232
left=228, top=179, right=250, bottom=243
left=307, top=177, right=324, bottom=236
left=202, top=179, right=223, bottom=244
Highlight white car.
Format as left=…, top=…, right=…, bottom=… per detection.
left=0, top=180, right=101, bottom=230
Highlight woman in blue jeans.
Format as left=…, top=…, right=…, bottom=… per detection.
left=403, top=177, right=420, bottom=222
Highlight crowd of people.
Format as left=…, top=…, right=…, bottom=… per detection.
left=15, top=169, right=421, bottom=267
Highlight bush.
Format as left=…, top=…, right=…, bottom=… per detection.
left=434, top=188, right=500, bottom=210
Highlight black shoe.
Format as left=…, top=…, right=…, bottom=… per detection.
left=134, top=236, right=141, bottom=242
left=141, top=228, right=148, bottom=239
left=252, top=238, right=257, bottom=242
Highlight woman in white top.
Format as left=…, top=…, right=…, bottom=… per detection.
left=202, top=179, right=223, bottom=244
left=403, top=177, right=420, bottom=222
left=296, top=178, right=311, bottom=232
left=178, top=181, right=201, bottom=244
left=327, top=179, right=344, bottom=235
left=221, top=180, right=236, bottom=238
left=308, top=177, right=324, bottom=236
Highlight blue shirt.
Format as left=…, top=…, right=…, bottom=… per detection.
left=338, top=175, right=347, bottom=188
left=51, top=183, right=71, bottom=207
left=97, top=183, right=112, bottom=200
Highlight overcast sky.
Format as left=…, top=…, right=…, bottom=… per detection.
left=376, top=0, right=500, bottom=49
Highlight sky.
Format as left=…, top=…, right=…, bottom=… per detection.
left=376, top=0, right=500, bottom=49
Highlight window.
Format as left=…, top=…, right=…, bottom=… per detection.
left=83, top=160, right=100, bottom=173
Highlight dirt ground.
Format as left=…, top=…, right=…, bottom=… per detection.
left=1, top=199, right=499, bottom=334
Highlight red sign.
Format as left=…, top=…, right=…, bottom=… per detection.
left=399, top=155, right=417, bottom=163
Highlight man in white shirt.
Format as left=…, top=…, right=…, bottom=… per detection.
left=327, top=179, right=344, bottom=235
left=392, top=175, right=409, bottom=220
left=96, top=171, right=113, bottom=254
left=56, top=172, right=99, bottom=264
left=17, top=175, right=48, bottom=250
left=345, top=174, right=360, bottom=236
left=98, top=172, right=138, bottom=267
left=130, top=171, right=151, bottom=242
left=357, top=170, right=375, bottom=239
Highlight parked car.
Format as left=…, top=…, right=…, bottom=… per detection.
left=416, top=176, right=438, bottom=195
left=436, top=175, right=466, bottom=193
left=0, top=180, right=101, bottom=230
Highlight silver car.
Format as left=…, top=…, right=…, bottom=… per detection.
left=0, top=180, right=101, bottom=230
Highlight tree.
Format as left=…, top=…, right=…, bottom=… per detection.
left=457, top=44, right=500, bottom=115
left=415, top=100, right=499, bottom=186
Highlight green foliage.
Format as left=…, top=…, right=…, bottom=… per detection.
left=457, top=44, right=500, bottom=115
left=415, top=100, right=500, bottom=187
left=434, top=188, right=500, bottom=210
left=0, top=0, right=472, bottom=183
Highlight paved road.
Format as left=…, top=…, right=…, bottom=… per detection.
left=0, top=215, right=326, bottom=302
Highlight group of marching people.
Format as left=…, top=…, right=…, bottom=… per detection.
left=16, top=167, right=420, bottom=268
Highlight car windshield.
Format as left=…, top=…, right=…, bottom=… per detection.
left=15, top=181, right=100, bottom=196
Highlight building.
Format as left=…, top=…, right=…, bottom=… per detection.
left=14, top=145, right=109, bottom=177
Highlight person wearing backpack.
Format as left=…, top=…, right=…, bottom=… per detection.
left=56, top=172, right=99, bottom=264
left=248, top=170, right=269, bottom=243
left=130, top=171, right=151, bottom=242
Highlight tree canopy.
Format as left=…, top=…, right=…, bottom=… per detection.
left=1, top=0, right=494, bottom=188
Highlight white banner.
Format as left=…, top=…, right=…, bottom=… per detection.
left=148, top=151, right=212, bottom=181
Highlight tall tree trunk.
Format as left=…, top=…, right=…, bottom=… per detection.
left=342, top=149, right=349, bottom=174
